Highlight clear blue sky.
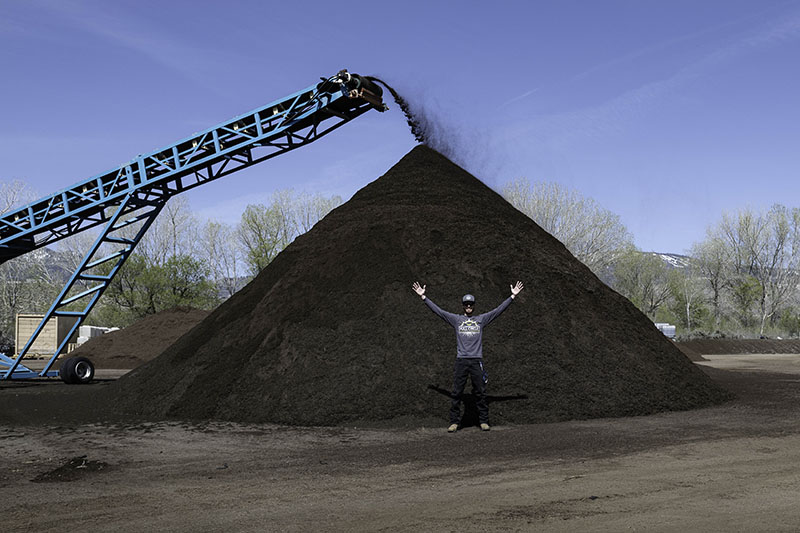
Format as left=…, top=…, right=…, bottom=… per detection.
left=1, top=0, right=799, bottom=254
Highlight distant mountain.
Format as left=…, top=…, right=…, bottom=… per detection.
left=1, top=247, right=72, bottom=284
left=648, top=252, right=691, bottom=269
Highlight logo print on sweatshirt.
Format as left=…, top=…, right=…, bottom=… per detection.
left=458, top=318, right=480, bottom=336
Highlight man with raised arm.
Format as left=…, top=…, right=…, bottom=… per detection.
left=412, top=280, right=524, bottom=432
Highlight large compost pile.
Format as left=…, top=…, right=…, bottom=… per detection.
left=68, top=307, right=210, bottom=369
left=112, top=145, right=730, bottom=425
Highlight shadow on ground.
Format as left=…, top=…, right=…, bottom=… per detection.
left=427, top=384, right=528, bottom=428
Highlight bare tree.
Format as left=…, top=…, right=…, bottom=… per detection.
left=200, top=220, right=243, bottom=298
left=236, top=189, right=341, bottom=275
left=714, top=205, right=800, bottom=334
left=755, top=206, right=800, bottom=333
left=0, top=179, right=35, bottom=215
left=53, top=229, right=102, bottom=291
left=0, top=256, right=36, bottom=346
left=0, top=180, right=38, bottom=347
left=669, top=264, right=707, bottom=331
left=690, top=236, right=728, bottom=330
left=501, top=179, right=633, bottom=278
left=295, top=192, right=342, bottom=233
left=136, top=196, right=198, bottom=266
left=237, top=202, right=293, bottom=275
left=611, top=248, right=672, bottom=320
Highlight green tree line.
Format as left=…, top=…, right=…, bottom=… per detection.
left=4, top=175, right=798, bottom=349
left=503, top=179, right=800, bottom=339
left=0, top=185, right=341, bottom=348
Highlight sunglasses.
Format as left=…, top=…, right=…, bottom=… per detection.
left=463, top=302, right=474, bottom=307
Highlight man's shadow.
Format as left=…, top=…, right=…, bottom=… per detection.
left=428, top=385, right=528, bottom=428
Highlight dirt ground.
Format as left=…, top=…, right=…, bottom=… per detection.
left=3, top=355, right=800, bottom=532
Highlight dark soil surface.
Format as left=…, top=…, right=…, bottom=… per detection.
left=674, top=341, right=706, bottom=361
left=105, top=146, right=728, bottom=426
left=678, top=338, right=800, bottom=355
left=31, top=455, right=109, bottom=483
left=68, top=307, right=209, bottom=369
left=2, top=354, right=800, bottom=531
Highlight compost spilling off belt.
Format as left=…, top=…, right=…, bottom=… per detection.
left=112, top=146, right=729, bottom=425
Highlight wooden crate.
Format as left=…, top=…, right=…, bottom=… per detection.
left=15, top=313, right=79, bottom=357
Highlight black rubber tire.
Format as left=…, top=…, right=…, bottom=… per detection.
left=59, top=356, right=94, bottom=384
left=59, top=357, right=77, bottom=384
left=71, top=357, right=95, bottom=384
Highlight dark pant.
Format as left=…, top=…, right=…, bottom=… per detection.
left=450, top=358, right=488, bottom=424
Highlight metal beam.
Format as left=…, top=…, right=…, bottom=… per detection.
left=0, top=72, right=379, bottom=263
left=0, top=70, right=384, bottom=380
left=2, top=193, right=165, bottom=379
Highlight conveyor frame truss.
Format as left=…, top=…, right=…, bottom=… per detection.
left=0, top=71, right=383, bottom=379
left=3, top=192, right=164, bottom=378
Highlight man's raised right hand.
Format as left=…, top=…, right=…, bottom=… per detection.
left=412, top=282, right=426, bottom=298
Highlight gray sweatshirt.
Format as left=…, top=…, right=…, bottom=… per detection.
left=424, top=296, right=513, bottom=358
